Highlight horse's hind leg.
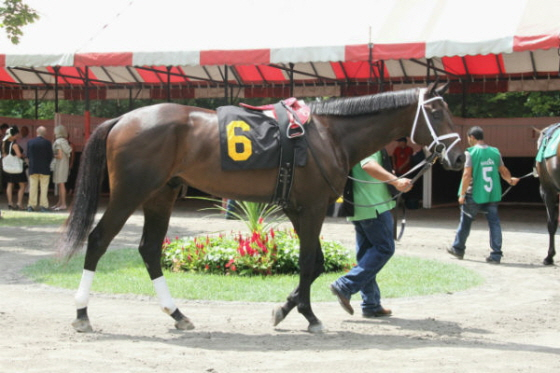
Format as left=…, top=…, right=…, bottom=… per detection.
left=139, top=184, right=194, bottom=330
left=541, top=186, right=558, bottom=265
left=73, top=201, right=140, bottom=332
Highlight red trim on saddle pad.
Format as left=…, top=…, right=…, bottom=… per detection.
left=240, top=97, right=310, bottom=125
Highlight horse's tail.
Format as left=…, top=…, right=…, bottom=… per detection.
left=57, top=117, right=120, bottom=260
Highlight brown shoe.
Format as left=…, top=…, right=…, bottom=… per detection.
left=330, top=283, right=354, bottom=315
left=362, top=307, right=392, bottom=318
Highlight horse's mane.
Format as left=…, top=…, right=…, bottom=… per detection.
left=309, top=88, right=419, bottom=116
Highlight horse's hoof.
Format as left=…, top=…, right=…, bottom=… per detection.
left=543, top=258, right=554, bottom=266
left=72, top=318, right=93, bottom=333
left=272, top=306, right=285, bottom=327
left=175, top=317, right=195, bottom=330
left=308, top=322, right=325, bottom=334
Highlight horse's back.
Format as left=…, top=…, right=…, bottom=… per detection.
left=537, top=123, right=560, bottom=192
left=104, top=104, right=219, bottom=189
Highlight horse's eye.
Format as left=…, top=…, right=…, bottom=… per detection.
left=432, top=110, right=442, bottom=121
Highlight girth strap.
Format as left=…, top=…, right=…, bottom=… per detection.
left=271, top=102, right=298, bottom=208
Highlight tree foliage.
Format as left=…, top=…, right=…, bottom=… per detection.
left=0, top=0, right=39, bottom=44
left=446, top=91, right=560, bottom=118
left=0, top=90, right=560, bottom=120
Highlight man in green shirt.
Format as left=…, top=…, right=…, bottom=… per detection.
left=448, top=126, right=519, bottom=264
left=330, top=150, right=412, bottom=317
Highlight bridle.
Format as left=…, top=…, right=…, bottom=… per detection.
left=307, top=88, right=462, bottom=240
left=348, top=88, right=461, bottom=191
left=410, top=88, right=461, bottom=167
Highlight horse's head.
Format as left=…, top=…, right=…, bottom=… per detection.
left=409, top=83, right=465, bottom=171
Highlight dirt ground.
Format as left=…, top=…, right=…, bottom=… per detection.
left=0, top=197, right=559, bottom=373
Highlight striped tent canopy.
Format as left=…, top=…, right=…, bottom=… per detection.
left=0, top=0, right=559, bottom=101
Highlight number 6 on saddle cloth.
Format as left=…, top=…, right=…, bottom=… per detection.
left=217, top=99, right=309, bottom=206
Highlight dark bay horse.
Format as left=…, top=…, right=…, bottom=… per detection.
left=536, top=123, right=560, bottom=265
left=59, top=83, right=465, bottom=334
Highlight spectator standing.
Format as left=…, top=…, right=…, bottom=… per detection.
left=51, top=125, right=72, bottom=211
left=0, top=123, right=8, bottom=218
left=26, top=126, right=53, bottom=212
left=18, top=126, right=31, bottom=194
left=18, top=126, right=30, bottom=155
left=0, top=123, right=9, bottom=192
left=392, top=137, right=414, bottom=176
left=2, top=126, right=27, bottom=210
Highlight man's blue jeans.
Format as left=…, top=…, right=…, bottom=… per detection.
left=334, top=210, right=395, bottom=312
left=452, top=194, right=503, bottom=260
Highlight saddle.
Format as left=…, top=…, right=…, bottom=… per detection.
left=217, top=98, right=310, bottom=208
left=242, top=98, right=309, bottom=207
left=536, top=123, right=560, bottom=162
left=240, top=97, right=310, bottom=138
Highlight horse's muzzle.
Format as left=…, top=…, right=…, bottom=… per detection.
left=443, top=151, right=466, bottom=171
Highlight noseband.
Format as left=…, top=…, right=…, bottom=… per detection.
left=410, top=88, right=461, bottom=166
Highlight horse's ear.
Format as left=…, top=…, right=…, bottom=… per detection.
left=427, top=80, right=439, bottom=96
left=434, top=82, right=450, bottom=96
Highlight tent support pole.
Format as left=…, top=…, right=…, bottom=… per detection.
left=84, top=67, right=91, bottom=141
left=224, top=65, right=230, bottom=105
left=166, top=66, right=172, bottom=102
left=54, top=66, right=59, bottom=113
left=462, top=81, right=468, bottom=118
left=34, top=87, right=38, bottom=119
left=289, top=63, right=294, bottom=97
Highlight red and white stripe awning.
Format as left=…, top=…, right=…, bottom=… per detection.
left=0, top=0, right=558, bottom=100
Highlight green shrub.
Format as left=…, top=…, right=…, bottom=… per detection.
left=161, top=228, right=353, bottom=276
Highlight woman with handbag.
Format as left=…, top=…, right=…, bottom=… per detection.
left=2, top=126, right=27, bottom=210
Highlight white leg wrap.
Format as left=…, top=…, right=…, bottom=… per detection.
left=75, top=269, right=95, bottom=309
left=152, top=276, right=177, bottom=315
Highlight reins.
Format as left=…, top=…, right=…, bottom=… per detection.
left=346, top=148, right=442, bottom=208
left=501, top=170, right=536, bottom=198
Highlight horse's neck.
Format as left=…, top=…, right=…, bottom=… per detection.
left=330, top=107, right=416, bottom=168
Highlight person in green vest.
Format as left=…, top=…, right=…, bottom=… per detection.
left=330, top=150, right=412, bottom=317
left=448, top=126, right=519, bottom=264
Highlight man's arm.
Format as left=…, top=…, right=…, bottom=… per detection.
left=362, top=160, right=412, bottom=192
left=458, top=166, right=472, bottom=205
left=498, top=165, right=519, bottom=186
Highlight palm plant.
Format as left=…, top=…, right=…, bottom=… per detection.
left=199, top=198, right=287, bottom=233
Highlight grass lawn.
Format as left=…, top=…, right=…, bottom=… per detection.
left=23, top=248, right=484, bottom=302
left=0, top=209, right=68, bottom=226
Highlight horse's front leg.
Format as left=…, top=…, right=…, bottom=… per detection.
left=272, top=250, right=325, bottom=332
left=541, top=188, right=558, bottom=265
left=297, top=240, right=325, bottom=333
left=273, top=208, right=326, bottom=333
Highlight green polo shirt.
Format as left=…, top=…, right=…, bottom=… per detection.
left=348, top=151, right=395, bottom=222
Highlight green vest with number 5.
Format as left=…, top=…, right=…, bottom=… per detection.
left=463, top=146, right=502, bottom=203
